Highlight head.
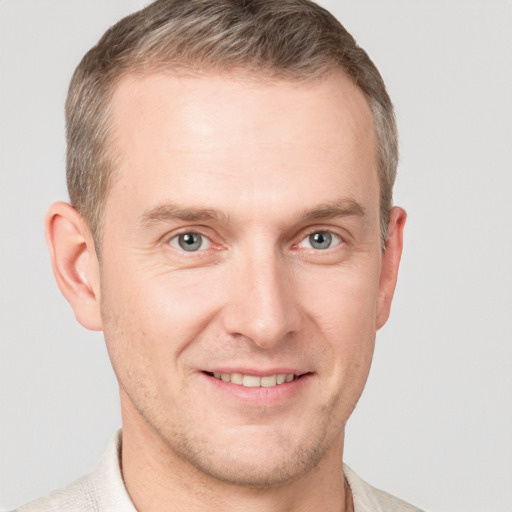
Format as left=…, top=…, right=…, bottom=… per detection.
left=47, top=0, right=406, bottom=497
left=65, top=0, right=398, bottom=249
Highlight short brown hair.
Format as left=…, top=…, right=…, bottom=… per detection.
left=66, top=0, right=398, bottom=246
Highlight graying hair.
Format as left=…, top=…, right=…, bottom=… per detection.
left=66, top=0, right=398, bottom=247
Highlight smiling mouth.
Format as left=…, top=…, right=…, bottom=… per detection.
left=205, top=372, right=306, bottom=388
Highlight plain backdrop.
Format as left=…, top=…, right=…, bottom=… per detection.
left=1, top=1, right=511, bottom=511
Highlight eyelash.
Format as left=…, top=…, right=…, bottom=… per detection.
left=296, top=230, right=343, bottom=251
left=166, top=228, right=344, bottom=254
left=168, top=231, right=212, bottom=252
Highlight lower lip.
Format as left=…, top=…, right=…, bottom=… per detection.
left=201, top=372, right=312, bottom=407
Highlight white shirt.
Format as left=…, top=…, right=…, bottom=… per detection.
left=17, top=430, right=424, bottom=512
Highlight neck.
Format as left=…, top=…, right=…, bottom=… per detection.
left=120, top=408, right=351, bottom=512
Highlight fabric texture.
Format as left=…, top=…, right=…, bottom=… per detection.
left=17, top=430, right=424, bottom=512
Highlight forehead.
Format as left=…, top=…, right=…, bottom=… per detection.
left=111, top=69, right=374, bottom=151
left=106, top=70, right=378, bottom=225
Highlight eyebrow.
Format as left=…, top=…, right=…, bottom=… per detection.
left=139, top=198, right=365, bottom=229
left=301, top=198, right=366, bottom=222
left=139, top=204, right=228, bottom=228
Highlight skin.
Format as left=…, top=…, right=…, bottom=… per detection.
left=46, top=70, right=405, bottom=512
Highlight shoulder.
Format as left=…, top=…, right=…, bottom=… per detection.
left=15, top=430, right=135, bottom=512
left=344, top=464, right=425, bottom=512
left=15, top=473, right=99, bottom=512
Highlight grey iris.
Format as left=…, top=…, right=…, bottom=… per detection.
left=178, top=233, right=202, bottom=251
left=309, top=232, right=332, bottom=250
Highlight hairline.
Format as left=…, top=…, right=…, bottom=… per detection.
left=92, top=64, right=390, bottom=253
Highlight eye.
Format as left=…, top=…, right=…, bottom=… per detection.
left=169, top=232, right=211, bottom=252
left=298, top=231, right=341, bottom=250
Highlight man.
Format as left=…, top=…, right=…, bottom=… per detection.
left=18, top=0, right=420, bottom=510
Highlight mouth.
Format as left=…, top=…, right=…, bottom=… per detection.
left=204, top=371, right=307, bottom=388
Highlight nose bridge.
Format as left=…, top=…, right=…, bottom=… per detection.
left=224, top=241, right=298, bottom=348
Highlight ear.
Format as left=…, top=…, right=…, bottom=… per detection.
left=376, top=206, right=407, bottom=330
left=45, top=202, right=103, bottom=331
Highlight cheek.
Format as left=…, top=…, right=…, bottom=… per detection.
left=299, top=263, right=380, bottom=387
left=99, top=261, right=223, bottom=366
left=301, top=260, right=381, bottom=334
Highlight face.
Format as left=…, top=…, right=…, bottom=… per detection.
left=96, top=70, right=401, bottom=487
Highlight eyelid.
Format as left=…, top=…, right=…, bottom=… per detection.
left=294, top=228, right=345, bottom=250
left=165, top=226, right=219, bottom=252
left=168, top=232, right=211, bottom=251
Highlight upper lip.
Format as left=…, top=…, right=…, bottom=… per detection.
left=202, top=368, right=310, bottom=376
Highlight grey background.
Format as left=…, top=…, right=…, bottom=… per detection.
left=1, top=1, right=511, bottom=511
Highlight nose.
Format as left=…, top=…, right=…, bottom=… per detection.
left=221, top=247, right=301, bottom=349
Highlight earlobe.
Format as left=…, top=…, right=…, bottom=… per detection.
left=376, top=206, right=407, bottom=330
left=45, top=202, right=103, bottom=331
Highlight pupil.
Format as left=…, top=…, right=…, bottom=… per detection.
left=310, top=232, right=331, bottom=249
left=179, top=233, right=201, bottom=251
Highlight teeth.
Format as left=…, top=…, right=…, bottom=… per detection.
left=230, top=372, right=243, bottom=385
left=243, top=375, right=261, bottom=387
left=211, top=372, right=297, bottom=387
left=261, top=375, right=277, bottom=387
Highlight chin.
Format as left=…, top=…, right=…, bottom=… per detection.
left=164, top=424, right=336, bottom=489
left=188, top=451, right=325, bottom=489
